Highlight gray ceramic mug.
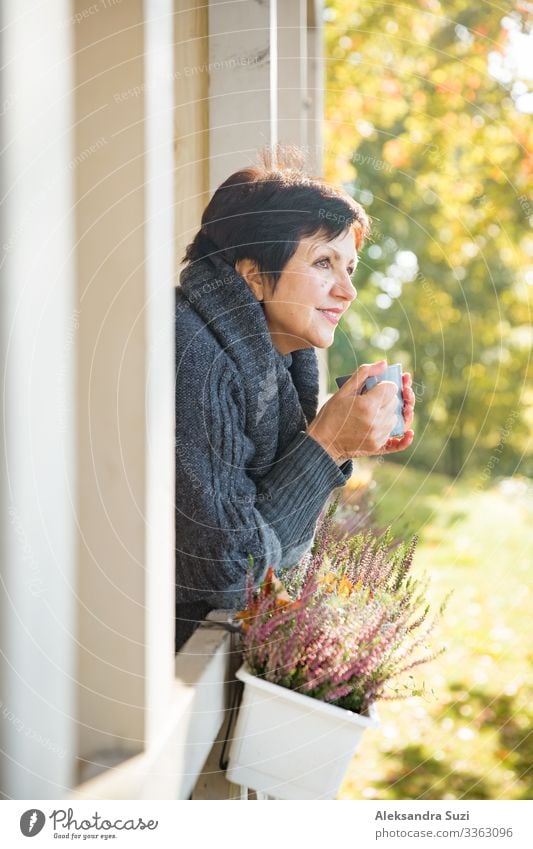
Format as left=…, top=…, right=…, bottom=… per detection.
left=335, top=363, right=404, bottom=438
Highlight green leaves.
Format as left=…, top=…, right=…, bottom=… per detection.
left=325, top=0, right=532, bottom=478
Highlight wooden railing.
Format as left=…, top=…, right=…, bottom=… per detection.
left=70, top=613, right=239, bottom=800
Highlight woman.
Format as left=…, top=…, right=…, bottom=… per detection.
left=174, top=148, right=415, bottom=651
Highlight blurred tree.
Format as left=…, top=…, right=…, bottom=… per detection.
left=324, top=0, right=532, bottom=478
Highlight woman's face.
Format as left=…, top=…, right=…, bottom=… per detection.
left=236, top=228, right=358, bottom=355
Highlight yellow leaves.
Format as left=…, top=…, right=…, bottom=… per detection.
left=235, top=566, right=302, bottom=632
left=388, top=181, right=404, bottom=198
left=435, top=79, right=462, bottom=97
left=319, top=571, right=336, bottom=591
left=428, top=400, right=447, bottom=423
left=411, top=20, right=433, bottom=44
left=466, top=73, right=482, bottom=90
left=383, top=139, right=410, bottom=169
left=381, top=78, right=402, bottom=98
left=432, top=68, right=447, bottom=85
left=464, top=363, right=486, bottom=381
left=411, top=91, right=427, bottom=110
left=234, top=607, right=251, bottom=632
left=318, top=571, right=362, bottom=598
left=339, top=576, right=356, bottom=596
left=416, top=286, right=461, bottom=325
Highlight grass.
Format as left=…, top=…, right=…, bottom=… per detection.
left=336, top=462, right=533, bottom=800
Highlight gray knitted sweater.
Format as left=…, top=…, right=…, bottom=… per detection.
left=174, top=250, right=353, bottom=649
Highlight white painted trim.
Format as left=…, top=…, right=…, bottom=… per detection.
left=207, top=0, right=274, bottom=191
left=0, top=0, right=327, bottom=800
left=69, top=620, right=232, bottom=800
left=0, top=0, right=77, bottom=798
left=270, top=0, right=278, bottom=149
left=73, top=0, right=147, bottom=766
left=143, top=0, right=176, bottom=752
left=277, top=0, right=309, bottom=150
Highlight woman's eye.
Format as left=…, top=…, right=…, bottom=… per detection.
left=314, top=257, right=356, bottom=275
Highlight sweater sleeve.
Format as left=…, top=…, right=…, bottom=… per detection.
left=175, top=360, right=351, bottom=610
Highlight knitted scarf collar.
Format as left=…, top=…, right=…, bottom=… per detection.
left=178, top=249, right=320, bottom=470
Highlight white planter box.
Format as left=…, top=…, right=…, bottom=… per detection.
left=226, top=665, right=379, bottom=800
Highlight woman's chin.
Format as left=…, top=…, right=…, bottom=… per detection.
left=270, top=327, right=334, bottom=351
left=312, top=329, right=336, bottom=349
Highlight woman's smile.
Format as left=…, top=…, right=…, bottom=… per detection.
left=316, top=307, right=344, bottom=325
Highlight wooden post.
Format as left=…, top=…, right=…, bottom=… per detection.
left=0, top=0, right=77, bottom=798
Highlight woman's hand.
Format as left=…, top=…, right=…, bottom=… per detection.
left=306, top=361, right=415, bottom=463
left=380, top=372, right=415, bottom=455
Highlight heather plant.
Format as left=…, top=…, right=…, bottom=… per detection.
left=237, top=499, right=448, bottom=716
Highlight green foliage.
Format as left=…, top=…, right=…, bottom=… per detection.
left=325, top=0, right=532, bottom=478
left=337, top=464, right=533, bottom=800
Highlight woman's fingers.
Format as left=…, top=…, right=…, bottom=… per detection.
left=401, top=373, right=416, bottom=429
left=381, top=429, right=415, bottom=454
left=403, top=400, right=415, bottom=428
left=402, top=384, right=415, bottom=407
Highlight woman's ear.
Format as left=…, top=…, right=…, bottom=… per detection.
left=235, top=258, right=265, bottom=302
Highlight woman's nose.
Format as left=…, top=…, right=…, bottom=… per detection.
left=334, top=272, right=357, bottom=302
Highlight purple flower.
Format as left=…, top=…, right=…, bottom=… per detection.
left=239, top=503, right=446, bottom=715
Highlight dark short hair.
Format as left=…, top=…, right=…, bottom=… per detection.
left=182, top=145, right=370, bottom=288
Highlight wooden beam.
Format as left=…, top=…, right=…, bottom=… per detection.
left=0, top=0, right=77, bottom=799
left=73, top=0, right=147, bottom=768
left=175, top=0, right=210, bottom=269
left=207, top=0, right=277, bottom=191
left=69, top=617, right=232, bottom=800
